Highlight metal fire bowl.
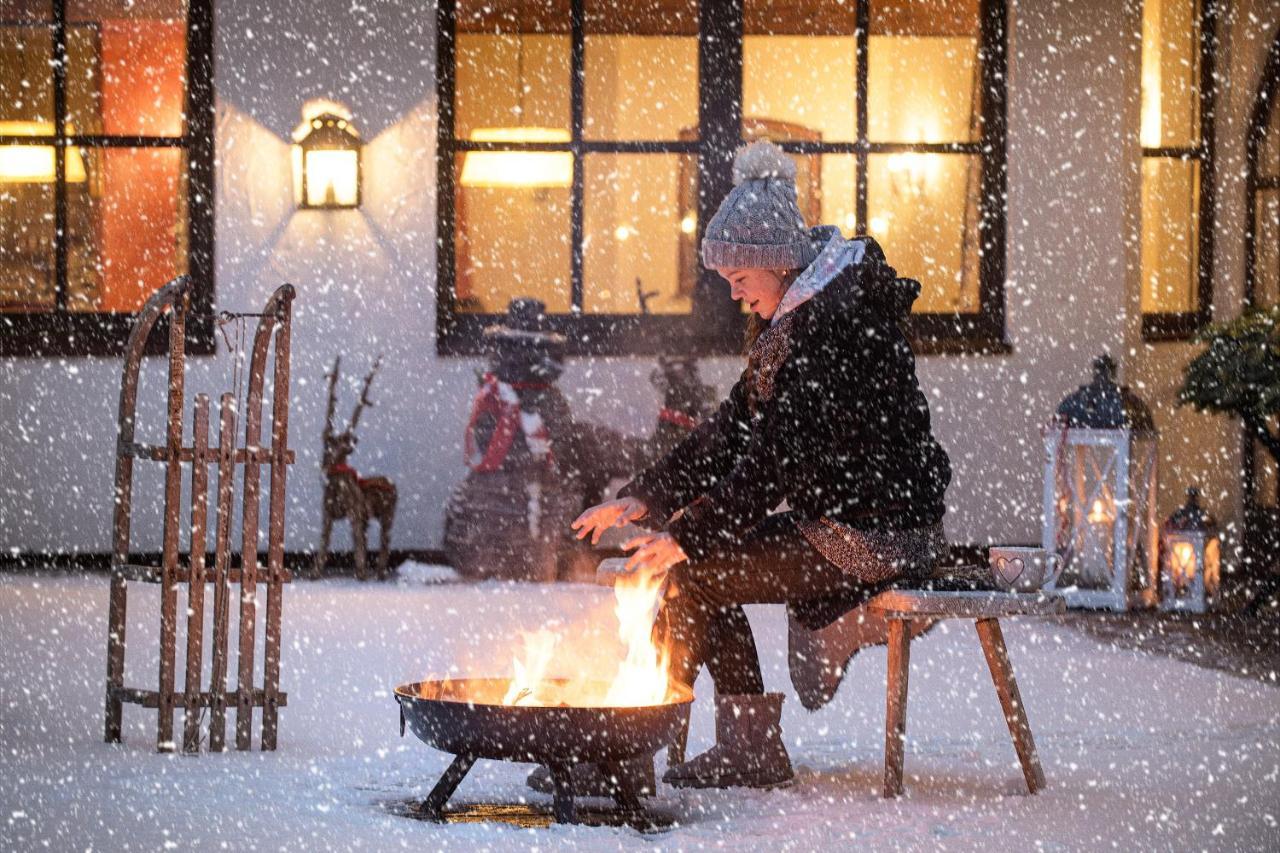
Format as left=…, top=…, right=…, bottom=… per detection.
left=395, top=678, right=693, bottom=766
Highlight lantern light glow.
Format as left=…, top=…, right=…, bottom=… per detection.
left=1159, top=488, right=1220, bottom=613
left=291, top=106, right=362, bottom=210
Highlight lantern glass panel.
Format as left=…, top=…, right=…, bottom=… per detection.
left=1204, top=536, right=1220, bottom=597
left=1045, top=428, right=1159, bottom=608
left=1168, top=536, right=1197, bottom=592
left=303, top=149, right=359, bottom=208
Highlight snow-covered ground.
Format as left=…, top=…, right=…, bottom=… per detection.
left=2, top=571, right=1277, bottom=851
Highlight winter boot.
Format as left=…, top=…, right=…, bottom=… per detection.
left=663, top=692, right=793, bottom=789
left=789, top=607, right=938, bottom=710
left=525, top=755, right=656, bottom=799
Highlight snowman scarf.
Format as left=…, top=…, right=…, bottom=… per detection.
left=464, top=373, right=553, bottom=472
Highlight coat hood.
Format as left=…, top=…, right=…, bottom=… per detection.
left=772, top=227, right=920, bottom=325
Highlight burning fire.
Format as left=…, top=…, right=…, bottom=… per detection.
left=502, top=568, right=673, bottom=708
left=501, top=629, right=559, bottom=706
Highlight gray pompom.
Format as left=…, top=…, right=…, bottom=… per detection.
left=732, top=140, right=796, bottom=186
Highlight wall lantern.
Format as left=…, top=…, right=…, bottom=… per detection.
left=291, top=111, right=362, bottom=209
left=1042, top=355, right=1160, bottom=610
left=459, top=127, right=572, bottom=189
left=1160, top=488, right=1220, bottom=613
left=0, top=121, right=88, bottom=184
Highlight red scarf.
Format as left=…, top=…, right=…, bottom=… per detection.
left=658, top=407, right=699, bottom=431
left=326, top=462, right=395, bottom=491
left=464, top=374, right=554, bottom=472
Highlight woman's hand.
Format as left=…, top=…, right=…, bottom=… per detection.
left=621, top=532, right=688, bottom=580
left=571, top=497, right=649, bottom=545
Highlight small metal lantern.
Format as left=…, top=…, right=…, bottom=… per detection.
left=1160, top=488, right=1220, bottom=613
left=293, top=112, right=362, bottom=209
left=1043, top=356, right=1160, bottom=610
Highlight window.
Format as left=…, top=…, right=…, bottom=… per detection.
left=0, top=0, right=214, bottom=357
left=436, top=0, right=1008, bottom=356
left=1244, top=29, right=1280, bottom=512
left=1139, top=0, right=1216, bottom=340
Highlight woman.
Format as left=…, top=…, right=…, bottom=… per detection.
left=576, top=141, right=952, bottom=790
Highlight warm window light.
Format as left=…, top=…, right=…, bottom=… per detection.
left=0, top=121, right=88, bottom=183
left=868, top=214, right=889, bottom=235
left=291, top=108, right=362, bottom=209
left=459, top=127, right=572, bottom=189
left=1140, top=0, right=1163, bottom=147
left=680, top=213, right=697, bottom=235
left=886, top=152, right=936, bottom=199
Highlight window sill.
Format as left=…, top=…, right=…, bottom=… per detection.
left=1142, top=312, right=1209, bottom=343
left=0, top=312, right=216, bottom=358
left=437, top=312, right=1011, bottom=359
left=911, top=335, right=1012, bottom=357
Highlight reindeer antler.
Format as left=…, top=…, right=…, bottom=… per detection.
left=348, top=354, right=384, bottom=433
left=323, top=355, right=341, bottom=443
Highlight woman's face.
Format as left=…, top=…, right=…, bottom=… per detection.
left=717, top=267, right=789, bottom=319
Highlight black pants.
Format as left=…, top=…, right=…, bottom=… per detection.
left=656, top=513, right=870, bottom=696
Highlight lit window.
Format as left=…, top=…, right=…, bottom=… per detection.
left=0, top=0, right=214, bottom=356
left=437, top=0, right=1009, bottom=355
left=1139, top=0, right=1215, bottom=339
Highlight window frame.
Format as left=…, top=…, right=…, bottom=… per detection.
left=435, top=0, right=1009, bottom=357
left=0, top=0, right=215, bottom=358
left=1242, top=24, right=1280, bottom=513
left=1140, top=0, right=1218, bottom=342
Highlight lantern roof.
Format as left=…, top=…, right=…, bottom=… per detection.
left=298, top=113, right=361, bottom=150
left=1164, top=487, right=1217, bottom=534
left=1055, top=355, right=1155, bottom=432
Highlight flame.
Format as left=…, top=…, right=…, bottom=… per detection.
left=1088, top=498, right=1110, bottom=525
left=501, top=568, right=674, bottom=708
left=502, top=629, right=559, bottom=706
left=603, top=568, right=671, bottom=706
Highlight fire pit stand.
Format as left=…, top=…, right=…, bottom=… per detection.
left=396, top=679, right=691, bottom=825
left=416, top=753, right=642, bottom=824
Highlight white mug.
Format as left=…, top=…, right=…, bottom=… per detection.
left=989, top=546, right=1064, bottom=592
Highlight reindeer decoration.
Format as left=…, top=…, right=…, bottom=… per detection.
left=315, top=356, right=398, bottom=580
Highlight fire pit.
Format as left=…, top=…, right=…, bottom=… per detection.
left=396, top=678, right=693, bottom=823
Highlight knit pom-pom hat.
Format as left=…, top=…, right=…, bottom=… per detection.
left=701, top=140, right=817, bottom=271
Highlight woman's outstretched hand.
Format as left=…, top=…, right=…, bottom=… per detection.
left=571, top=497, right=649, bottom=545
left=621, top=532, right=688, bottom=579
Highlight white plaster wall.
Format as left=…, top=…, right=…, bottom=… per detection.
left=0, top=0, right=1266, bottom=560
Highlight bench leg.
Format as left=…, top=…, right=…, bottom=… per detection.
left=974, top=618, right=1046, bottom=794
left=883, top=617, right=911, bottom=798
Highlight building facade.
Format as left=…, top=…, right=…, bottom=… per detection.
left=1, top=0, right=1277, bottom=576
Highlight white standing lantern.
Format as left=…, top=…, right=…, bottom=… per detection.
left=1042, top=356, right=1160, bottom=610
left=1160, top=488, right=1220, bottom=613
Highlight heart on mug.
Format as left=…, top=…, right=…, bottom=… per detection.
left=994, top=556, right=1025, bottom=586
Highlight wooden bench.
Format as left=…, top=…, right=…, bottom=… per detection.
left=870, top=589, right=1065, bottom=798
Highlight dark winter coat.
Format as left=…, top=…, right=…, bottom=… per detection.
left=620, top=236, right=951, bottom=562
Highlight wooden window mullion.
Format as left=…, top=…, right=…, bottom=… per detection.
left=52, top=0, right=68, bottom=311
left=434, top=0, right=458, bottom=344
left=854, top=0, right=869, bottom=233
left=570, top=0, right=586, bottom=312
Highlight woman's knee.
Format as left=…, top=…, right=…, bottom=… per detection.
left=670, top=559, right=740, bottom=609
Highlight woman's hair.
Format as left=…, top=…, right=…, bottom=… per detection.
left=743, top=313, right=768, bottom=353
